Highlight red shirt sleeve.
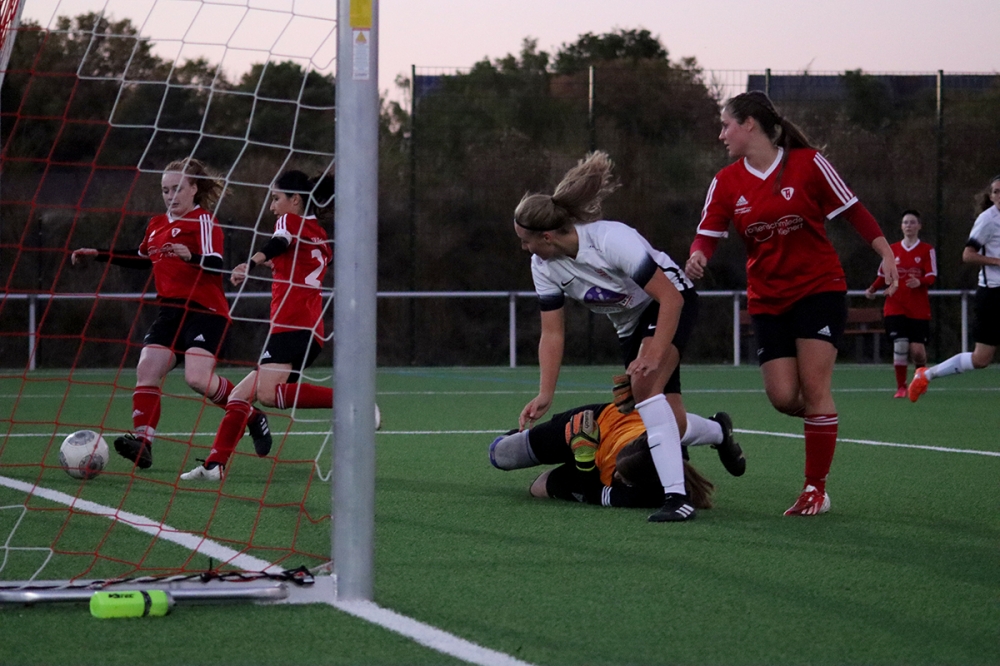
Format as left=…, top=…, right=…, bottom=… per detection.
left=690, top=235, right=720, bottom=262
left=841, top=203, right=883, bottom=245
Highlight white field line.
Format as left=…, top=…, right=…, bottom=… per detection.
left=0, top=474, right=278, bottom=573
left=0, top=481, right=536, bottom=666
left=333, top=599, right=536, bottom=666
left=733, top=428, right=1000, bottom=457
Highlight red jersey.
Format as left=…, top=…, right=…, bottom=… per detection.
left=695, top=149, right=860, bottom=315
left=870, top=239, right=936, bottom=320
left=139, top=207, right=229, bottom=316
left=269, top=213, right=331, bottom=339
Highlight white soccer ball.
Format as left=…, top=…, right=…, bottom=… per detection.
left=59, top=430, right=109, bottom=480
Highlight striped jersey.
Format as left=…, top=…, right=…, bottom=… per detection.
left=139, top=206, right=229, bottom=316
left=530, top=220, right=694, bottom=337
left=269, top=213, right=332, bottom=339
left=695, top=148, right=858, bottom=315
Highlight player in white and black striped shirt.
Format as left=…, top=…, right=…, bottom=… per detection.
left=909, top=174, right=1000, bottom=401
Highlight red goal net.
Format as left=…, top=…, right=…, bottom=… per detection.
left=0, top=1, right=340, bottom=587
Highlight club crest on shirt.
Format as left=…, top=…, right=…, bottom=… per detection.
left=171, top=228, right=181, bottom=237
left=583, top=286, right=628, bottom=312
left=781, top=187, right=794, bottom=200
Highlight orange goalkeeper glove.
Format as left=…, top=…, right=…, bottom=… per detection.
left=613, top=373, right=634, bottom=414
left=565, top=409, right=600, bottom=472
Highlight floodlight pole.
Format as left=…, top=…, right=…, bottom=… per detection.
left=333, top=0, right=379, bottom=602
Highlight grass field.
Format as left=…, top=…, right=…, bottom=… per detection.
left=1, top=364, right=998, bottom=665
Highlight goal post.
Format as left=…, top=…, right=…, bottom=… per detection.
left=332, top=0, right=378, bottom=602
left=0, top=0, right=377, bottom=607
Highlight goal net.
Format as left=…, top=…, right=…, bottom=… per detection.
left=0, top=0, right=341, bottom=592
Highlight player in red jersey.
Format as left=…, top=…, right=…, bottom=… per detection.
left=865, top=210, right=936, bottom=397
left=685, top=91, right=899, bottom=516
left=72, top=158, right=269, bottom=470
left=182, top=170, right=359, bottom=481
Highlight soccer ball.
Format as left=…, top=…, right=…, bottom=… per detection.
left=59, top=430, right=109, bottom=480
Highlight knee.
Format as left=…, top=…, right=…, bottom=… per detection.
left=187, top=377, right=211, bottom=396
left=258, top=391, right=279, bottom=409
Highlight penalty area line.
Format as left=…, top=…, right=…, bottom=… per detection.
left=736, top=429, right=1000, bottom=457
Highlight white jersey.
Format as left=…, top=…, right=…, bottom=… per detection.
left=530, top=220, right=693, bottom=337
left=967, top=205, right=1000, bottom=288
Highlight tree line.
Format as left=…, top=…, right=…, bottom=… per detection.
left=2, top=18, right=998, bottom=367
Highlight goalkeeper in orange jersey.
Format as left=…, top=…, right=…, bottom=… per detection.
left=489, top=401, right=731, bottom=512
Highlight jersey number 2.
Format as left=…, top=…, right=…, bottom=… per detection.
left=304, top=248, right=326, bottom=287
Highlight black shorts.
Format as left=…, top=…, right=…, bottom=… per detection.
left=751, top=291, right=847, bottom=364
left=973, top=286, right=1000, bottom=347
left=260, top=330, right=323, bottom=384
left=544, top=462, right=605, bottom=504
left=618, top=289, right=698, bottom=394
left=143, top=301, right=228, bottom=358
left=884, top=315, right=930, bottom=345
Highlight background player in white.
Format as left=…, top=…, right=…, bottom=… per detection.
left=513, top=151, right=744, bottom=523
left=72, top=158, right=269, bottom=469
left=685, top=91, right=898, bottom=516
left=865, top=209, right=936, bottom=397
left=182, top=170, right=350, bottom=480
left=908, top=175, right=1000, bottom=401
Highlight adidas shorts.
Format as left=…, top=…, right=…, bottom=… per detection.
left=143, top=300, right=228, bottom=358
left=618, top=289, right=698, bottom=394
left=543, top=462, right=605, bottom=504
left=972, top=286, right=1000, bottom=347
left=884, top=315, right=930, bottom=345
left=260, top=330, right=323, bottom=384
left=750, top=290, right=847, bottom=364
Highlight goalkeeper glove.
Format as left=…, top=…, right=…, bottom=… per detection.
left=613, top=373, right=635, bottom=414
left=565, top=409, right=600, bottom=472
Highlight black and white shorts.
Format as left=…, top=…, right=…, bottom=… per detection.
left=618, top=289, right=698, bottom=394
left=884, top=315, right=930, bottom=345
left=751, top=291, right=847, bottom=364
left=973, top=286, right=1000, bottom=347
left=143, top=300, right=228, bottom=358
left=260, top=330, right=323, bottom=384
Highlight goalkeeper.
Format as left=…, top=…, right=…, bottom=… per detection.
left=490, top=402, right=722, bottom=510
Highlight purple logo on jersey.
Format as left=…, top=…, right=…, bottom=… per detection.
left=583, top=286, right=628, bottom=307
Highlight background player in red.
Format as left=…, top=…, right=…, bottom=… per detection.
left=908, top=174, right=1000, bottom=401
left=72, top=158, right=269, bottom=469
left=865, top=210, right=936, bottom=397
left=182, top=170, right=352, bottom=480
left=685, top=91, right=899, bottom=516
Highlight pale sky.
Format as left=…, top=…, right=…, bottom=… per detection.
left=20, top=0, right=1000, bottom=104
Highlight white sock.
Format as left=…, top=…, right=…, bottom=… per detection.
left=927, top=352, right=974, bottom=380
left=680, top=412, right=722, bottom=447
left=635, top=394, right=685, bottom=495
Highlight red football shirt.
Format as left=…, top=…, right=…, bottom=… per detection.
left=871, top=239, right=936, bottom=320
left=139, top=207, right=230, bottom=316
left=269, top=213, right=332, bottom=339
left=695, top=148, right=859, bottom=315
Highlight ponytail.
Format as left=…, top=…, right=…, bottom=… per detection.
left=274, top=170, right=335, bottom=216
left=514, top=151, right=620, bottom=232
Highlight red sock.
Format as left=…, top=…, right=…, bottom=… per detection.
left=206, top=399, right=253, bottom=467
left=132, top=387, right=161, bottom=444
left=208, top=376, right=234, bottom=407
left=275, top=383, right=333, bottom=409
left=894, top=365, right=908, bottom=389
left=803, top=414, right=837, bottom=494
